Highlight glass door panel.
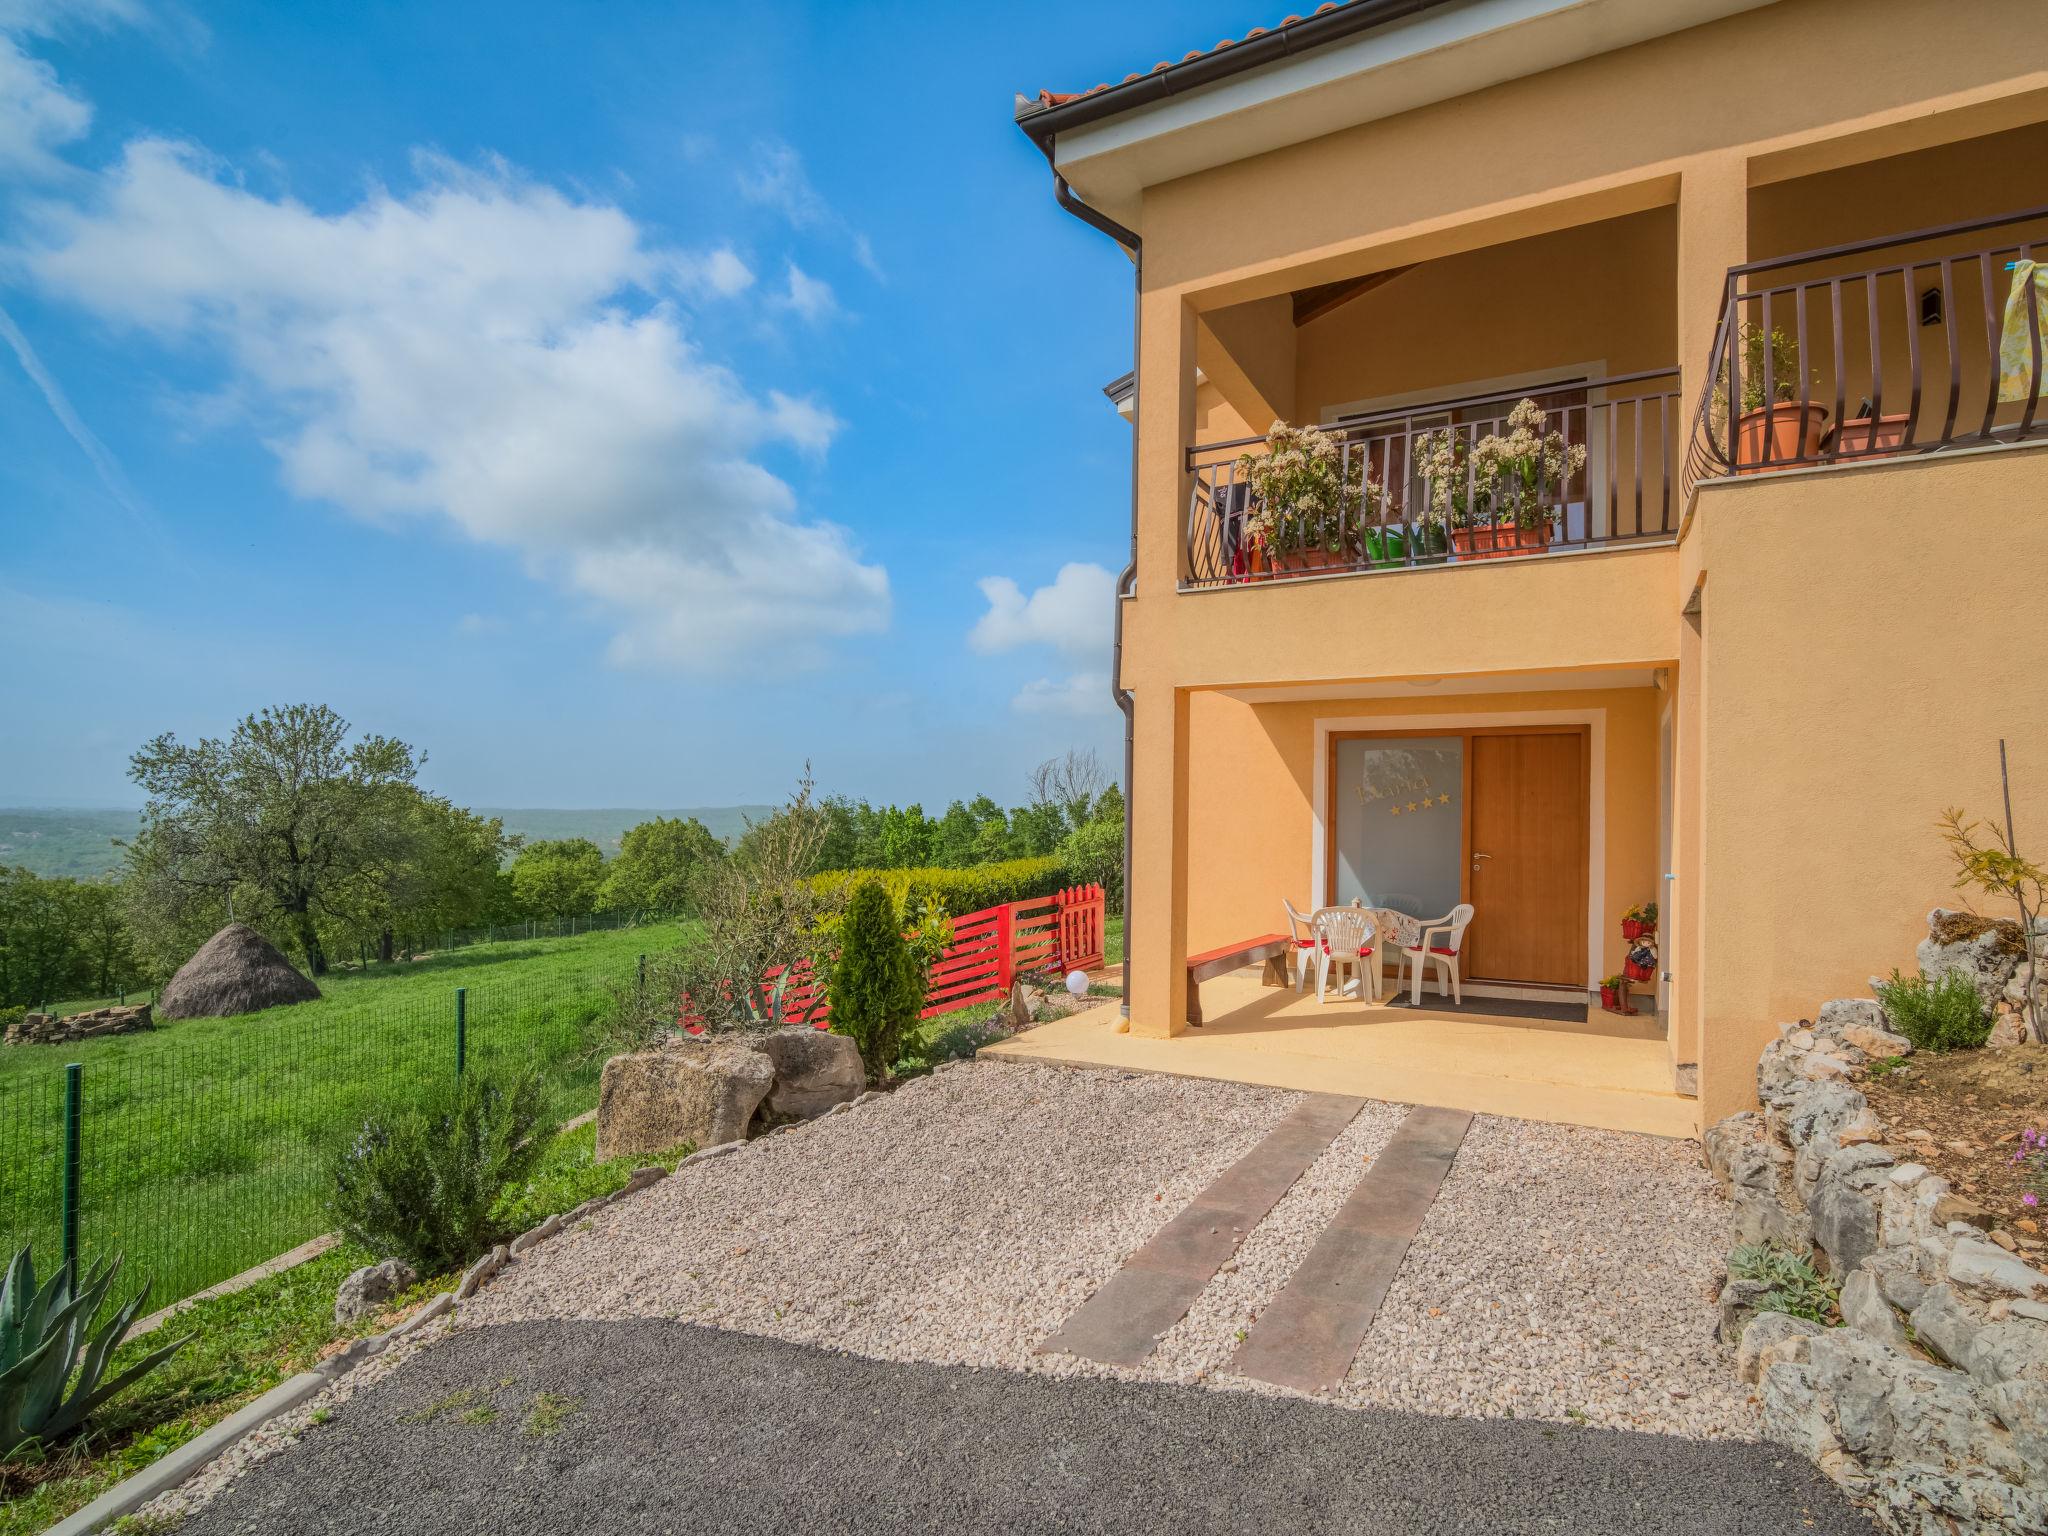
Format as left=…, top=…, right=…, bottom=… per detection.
left=1332, top=736, right=1464, bottom=920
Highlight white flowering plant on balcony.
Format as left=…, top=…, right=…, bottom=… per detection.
left=1468, top=398, right=1587, bottom=531
left=1234, top=421, right=1387, bottom=558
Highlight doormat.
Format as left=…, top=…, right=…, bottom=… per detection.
left=1380, top=993, right=1588, bottom=1023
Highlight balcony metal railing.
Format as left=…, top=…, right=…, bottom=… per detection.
left=1686, top=204, right=2048, bottom=484
left=1183, top=368, right=1682, bottom=589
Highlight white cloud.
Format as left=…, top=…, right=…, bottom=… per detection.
left=1013, top=672, right=1111, bottom=718
left=678, top=244, right=752, bottom=299
left=736, top=138, right=882, bottom=281
left=0, top=29, right=91, bottom=175
left=780, top=261, right=835, bottom=324
left=970, top=561, right=1113, bottom=658
left=17, top=139, right=890, bottom=671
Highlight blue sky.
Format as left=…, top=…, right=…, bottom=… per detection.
left=0, top=0, right=1258, bottom=810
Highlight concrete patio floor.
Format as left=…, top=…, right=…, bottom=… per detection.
left=982, top=972, right=1697, bottom=1139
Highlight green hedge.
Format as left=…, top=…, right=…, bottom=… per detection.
left=811, top=856, right=1072, bottom=918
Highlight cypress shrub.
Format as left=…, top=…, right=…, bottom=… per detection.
left=827, top=878, right=921, bottom=1082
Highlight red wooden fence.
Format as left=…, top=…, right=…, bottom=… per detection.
left=682, top=883, right=1106, bottom=1034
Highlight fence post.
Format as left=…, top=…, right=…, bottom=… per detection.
left=637, top=953, right=647, bottom=997
left=455, top=987, right=468, bottom=1077
left=995, top=902, right=1016, bottom=993
left=62, top=1062, right=82, bottom=1275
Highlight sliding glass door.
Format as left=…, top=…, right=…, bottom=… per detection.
left=1330, top=736, right=1465, bottom=921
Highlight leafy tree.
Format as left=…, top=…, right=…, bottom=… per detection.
left=1058, top=806, right=1126, bottom=914
left=0, top=868, right=79, bottom=1008
left=601, top=816, right=724, bottom=915
left=826, top=879, right=921, bottom=1083
left=65, top=879, right=143, bottom=999
left=1028, top=749, right=1107, bottom=837
left=509, top=838, right=606, bottom=920
left=341, top=793, right=517, bottom=959
left=125, top=704, right=422, bottom=975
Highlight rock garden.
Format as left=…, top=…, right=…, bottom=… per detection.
left=1705, top=907, right=2048, bottom=1535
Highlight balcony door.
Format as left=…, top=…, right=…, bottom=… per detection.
left=1329, top=727, right=1588, bottom=987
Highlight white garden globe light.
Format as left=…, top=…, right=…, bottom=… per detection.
left=1066, top=970, right=1089, bottom=998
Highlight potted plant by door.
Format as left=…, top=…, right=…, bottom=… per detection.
left=1599, top=973, right=1632, bottom=1014
left=1623, top=939, right=1658, bottom=984
left=1235, top=421, right=1380, bottom=574
left=1621, top=901, right=1659, bottom=942
left=1724, top=324, right=1827, bottom=472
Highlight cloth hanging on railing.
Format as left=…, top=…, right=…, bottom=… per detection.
left=1998, top=257, right=2048, bottom=404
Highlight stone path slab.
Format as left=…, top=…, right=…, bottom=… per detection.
left=1233, top=1105, right=1473, bottom=1394
left=1039, top=1092, right=1364, bottom=1366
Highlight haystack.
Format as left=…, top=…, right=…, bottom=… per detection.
left=157, top=922, right=321, bottom=1019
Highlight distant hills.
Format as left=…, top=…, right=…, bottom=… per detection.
left=0, top=805, right=775, bottom=879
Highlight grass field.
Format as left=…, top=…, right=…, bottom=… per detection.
left=0, top=923, right=686, bottom=1307
left=0, top=909, right=1123, bottom=1312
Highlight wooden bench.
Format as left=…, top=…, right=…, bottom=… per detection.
left=1185, top=933, right=1294, bottom=1026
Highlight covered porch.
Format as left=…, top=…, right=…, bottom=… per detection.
left=983, top=971, right=1693, bottom=1139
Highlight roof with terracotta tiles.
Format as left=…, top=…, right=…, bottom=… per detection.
left=1020, top=2, right=1356, bottom=116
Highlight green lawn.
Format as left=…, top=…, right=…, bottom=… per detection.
left=0, top=923, right=688, bottom=1308
left=0, top=1120, right=693, bottom=1536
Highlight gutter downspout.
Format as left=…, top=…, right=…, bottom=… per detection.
left=1048, top=165, right=1139, bottom=1015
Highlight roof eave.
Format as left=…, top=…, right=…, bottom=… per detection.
left=1013, top=0, right=1459, bottom=150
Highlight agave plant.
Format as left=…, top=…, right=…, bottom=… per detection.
left=1, top=1247, right=188, bottom=1457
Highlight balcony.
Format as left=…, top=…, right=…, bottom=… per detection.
left=1184, top=368, right=1682, bottom=590
left=1687, top=204, right=2047, bottom=479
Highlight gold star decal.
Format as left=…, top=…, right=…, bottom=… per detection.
left=1406, top=801, right=1419, bottom=813
left=1389, top=805, right=1401, bottom=816
left=1438, top=793, right=1450, bottom=806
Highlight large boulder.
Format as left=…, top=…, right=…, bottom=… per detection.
left=595, top=1039, right=774, bottom=1162
left=158, top=923, right=320, bottom=1020
left=751, top=1027, right=864, bottom=1118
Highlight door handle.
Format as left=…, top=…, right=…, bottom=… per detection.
left=1471, top=852, right=1492, bottom=871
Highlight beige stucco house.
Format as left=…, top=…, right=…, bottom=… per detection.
left=1008, top=0, right=2048, bottom=1134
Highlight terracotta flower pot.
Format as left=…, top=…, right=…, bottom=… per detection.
left=1623, top=959, right=1656, bottom=983
left=1621, top=919, right=1644, bottom=941
left=1826, top=413, right=1912, bottom=460
left=1450, top=521, right=1554, bottom=561
left=1735, top=401, right=1828, bottom=473
left=1599, top=984, right=1620, bottom=1010
left=1269, top=545, right=1353, bottom=575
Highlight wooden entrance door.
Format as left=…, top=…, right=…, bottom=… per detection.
left=1464, top=731, right=1588, bottom=985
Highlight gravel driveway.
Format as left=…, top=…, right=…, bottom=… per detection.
left=174, top=1320, right=1867, bottom=1536
left=461, top=1061, right=1755, bottom=1439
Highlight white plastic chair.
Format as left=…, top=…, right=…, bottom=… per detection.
left=1312, top=907, right=1378, bottom=1004
left=1282, top=897, right=1319, bottom=993
left=1394, top=903, right=1475, bottom=1004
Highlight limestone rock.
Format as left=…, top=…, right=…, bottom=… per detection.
left=1841, top=1270, right=1908, bottom=1352
left=1738, top=1310, right=1824, bottom=1385
left=595, top=1039, right=775, bottom=1162
left=1989, top=1378, right=2048, bottom=1479
left=1949, top=1238, right=2048, bottom=1301
left=1918, top=908, right=2023, bottom=1009
left=334, top=1257, right=416, bottom=1326
left=750, top=1026, right=865, bottom=1118
left=1816, top=997, right=1890, bottom=1035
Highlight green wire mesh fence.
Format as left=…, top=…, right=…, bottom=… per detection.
left=0, top=960, right=637, bottom=1307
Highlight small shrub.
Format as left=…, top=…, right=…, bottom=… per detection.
left=1872, top=968, right=1993, bottom=1053
left=1728, top=1242, right=1839, bottom=1325
left=827, top=880, right=920, bottom=1083
left=2016, top=1127, right=2045, bottom=1216
left=328, top=1067, right=549, bottom=1275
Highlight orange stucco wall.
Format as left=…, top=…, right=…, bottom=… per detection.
left=1686, top=445, right=2048, bottom=1124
